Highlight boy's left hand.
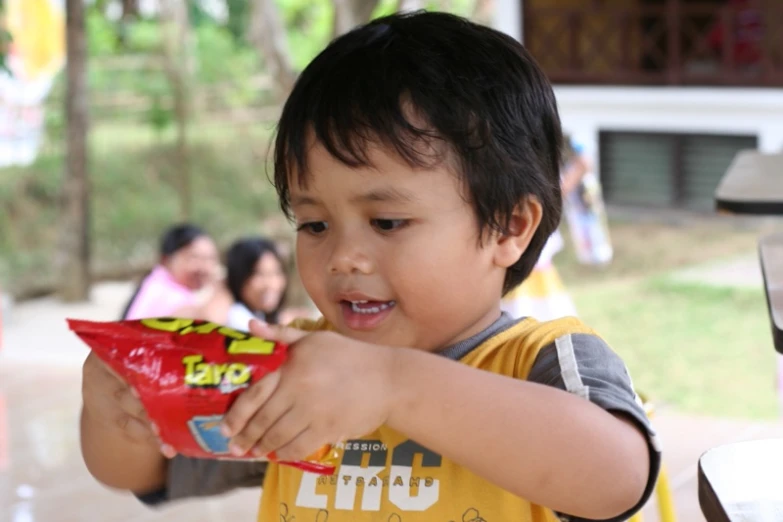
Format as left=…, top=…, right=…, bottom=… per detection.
left=221, top=320, right=398, bottom=462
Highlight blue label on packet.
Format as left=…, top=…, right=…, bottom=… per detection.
left=187, top=415, right=230, bottom=455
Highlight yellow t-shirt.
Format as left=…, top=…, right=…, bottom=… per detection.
left=258, top=316, right=601, bottom=522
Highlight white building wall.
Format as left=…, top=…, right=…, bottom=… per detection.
left=555, top=87, right=783, bottom=174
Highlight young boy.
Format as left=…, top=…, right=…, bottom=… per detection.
left=80, top=11, right=660, bottom=522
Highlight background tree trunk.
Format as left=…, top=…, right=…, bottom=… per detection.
left=58, top=0, right=91, bottom=302
left=121, top=0, right=139, bottom=18
left=249, top=0, right=298, bottom=102
left=160, top=0, right=193, bottom=221
left=332, top=0, right=381, bottom=38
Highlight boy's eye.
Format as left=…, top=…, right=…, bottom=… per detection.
left=296, top=221, right=328, bottom=234
left=371, top=219, right=408, bottom=232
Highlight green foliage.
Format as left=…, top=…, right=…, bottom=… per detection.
left=0, top=124, right=281, bottom=292
left=188, top=1, right=214, bottom=27
left=87, top=8, right=120, bottom=56
left=0, top=2, right=10, bottom=75
left=0, top=40, right=9, bottom=74
left=225, top=0, right=250, bottom=43
left=146, top=95, right=172, bottom=135
left=44, top=98, right=66, bottom=142
left=0, top=0, right=489, bottom=290
left=194, top=23, right=257, bottom=87
left=279, top=0, right=333, bottom=69
left=78, top=17, right=261, bottom=129
left=278, top=0, right=481, bottom=71
left=125, top=19, right=163, bottom=54
left=574, top=278, right=777, bottom=419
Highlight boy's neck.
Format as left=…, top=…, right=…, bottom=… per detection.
left=435, top=307, right=505, bottom=353
left=438, top=311, right=515, bottom=359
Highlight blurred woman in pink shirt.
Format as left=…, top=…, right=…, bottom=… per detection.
left=121, top=224, right=219, bottom=320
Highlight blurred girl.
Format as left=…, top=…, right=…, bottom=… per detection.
left=122, top=223, right=219, bottom=320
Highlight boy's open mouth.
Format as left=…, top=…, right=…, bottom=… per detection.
left=339, top=300, right=396, bottom=330
left=344, top=300, right=396, bottom=314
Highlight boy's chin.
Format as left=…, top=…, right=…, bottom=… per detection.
left=332, top=322, right=400, bottom=346
left=335, top=326, right=386, bottom=343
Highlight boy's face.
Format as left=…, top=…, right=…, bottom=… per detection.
left=289, top=141, right=514, bottom=352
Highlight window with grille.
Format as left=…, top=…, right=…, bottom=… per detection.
left=599, top=131, right=758, bottom=210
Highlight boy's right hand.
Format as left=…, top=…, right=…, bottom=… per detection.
left=81, top=352, right=175, bottom=457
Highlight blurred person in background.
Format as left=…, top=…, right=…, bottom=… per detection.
left=500, top=226, right=575, bottom=321
left=121, top=223, right=220, bottom=320
left=501, top=136, right=612, bottom=321
left=177, top=236, right=311, bottom=330
left=561, top=137, right=613, bottom=267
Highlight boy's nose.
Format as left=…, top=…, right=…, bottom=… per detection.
left=327, top=240, right=374, bottom=275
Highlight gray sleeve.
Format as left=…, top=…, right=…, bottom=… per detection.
left=528, top=333, right=662, bottom=522
left=137, top=457, right=267, bottom=506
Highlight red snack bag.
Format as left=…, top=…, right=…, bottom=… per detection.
left=69, top=317, right=337, bottom=475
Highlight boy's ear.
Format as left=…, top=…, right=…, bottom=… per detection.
left=493, top=197, right=543, bottom=269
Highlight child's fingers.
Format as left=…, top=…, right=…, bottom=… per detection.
left=121, top=415, right=174, bottom=457
left=251, top=409, right=310, bottom=458
left=221, top=370, right=282, bottom=438
left=228, top=390, right=292, bottom=456
left=115, top=385, right=148, bottom=422
left=160, top=444, right=178, bottom=459
left=249, top=320, right=307, bottom=345
left=266, top=427, right=324, bottom=463
left=100, top=360, right=126, bottom=383
left=119, top=413, right=157, bottom=444
left=87, top=352, right=126, bottom=384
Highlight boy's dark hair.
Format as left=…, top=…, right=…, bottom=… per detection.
left=225, top=237, right=288, bottom=325
left=273, top=10, right=563, bottom=293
